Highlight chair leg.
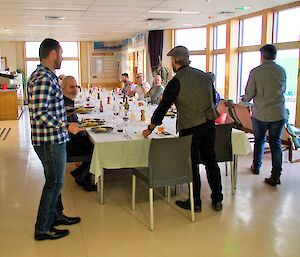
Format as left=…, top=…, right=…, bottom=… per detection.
left=164, top=186, right=168, bottom=197
left=189, top=182, right=195, bottom=222
left=230, top=161, right=234, bottom=195
left=225, top=162, right=228, bottom=176
left=175, top=184, right=180, bottom=195
left=132, top=175, right=136, bottom=211
left=149, top=188, right=154, bottom=231
left=167, top=186, right=171, bottom=203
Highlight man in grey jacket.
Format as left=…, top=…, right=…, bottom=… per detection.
left=143, top=46, right=222, bottom=212
left=242, top=44, right=287, bottom=186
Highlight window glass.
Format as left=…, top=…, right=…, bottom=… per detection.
left=189, top=55, right=206, bottom=71
left=274, top=7, right=300, bottom=43
left=239, top=16, right=262, bottom=46
left=175, top=28, right=206, bottom=50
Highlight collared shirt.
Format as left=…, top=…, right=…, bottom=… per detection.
left=134, top=81, right=151, bottom=100
left=27, top=64, right=68, bottom=145
left=242, top=61, right=286, bottom=122
left=63, top=96, right=78, bottom=123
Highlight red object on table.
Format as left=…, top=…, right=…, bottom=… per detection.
left=1, top=83, right=7, bottom=90
left=215, top=113, right=228, bottom=124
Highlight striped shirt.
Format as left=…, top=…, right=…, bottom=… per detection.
left=27, top=64, right=68, bottom=145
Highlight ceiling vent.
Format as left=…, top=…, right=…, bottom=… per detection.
left=218, top=11, right=235, bottom=15
left=43, top=16, right=66, bottom=21
left=145, top=18, right=171, bottom=23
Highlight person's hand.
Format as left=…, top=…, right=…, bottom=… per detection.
left=68, top=123, right=85, bottom=135
left=142, top=129, right=152, bottom=139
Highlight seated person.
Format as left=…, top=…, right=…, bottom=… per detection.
left=62, top=76, right=96, bottom=191
left=207, top=72, right=221, bottom=107
left=120, top=73, right=135, bottom=96
left=132, top=73, right=151, bottom=100
left=144, top=74, right=164, bottom=105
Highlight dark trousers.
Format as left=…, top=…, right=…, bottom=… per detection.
left=180, top=121, right=223, bottom=205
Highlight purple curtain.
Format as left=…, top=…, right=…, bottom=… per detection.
left=148, top=30, right=164, bottom=68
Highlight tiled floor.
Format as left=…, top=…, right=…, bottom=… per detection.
left=1, top=109, right=300, bottom=257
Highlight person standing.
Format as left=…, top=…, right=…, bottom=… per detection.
left=242, top=44, right=287, bottom=186
left=143, top=46, right=223, bottom=212
left=28, top=38, right=81, bottom=240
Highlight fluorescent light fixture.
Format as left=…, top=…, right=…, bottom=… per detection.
left=148, top=10, right=201, bottom=14
left=24, top=7, right=86, bottom=12
left=4, top=28, right=11, bottom=32
left=29, top=24, right=75, bottom=27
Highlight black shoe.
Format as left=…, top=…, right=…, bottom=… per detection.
left=251, top=164, right=260, bottom=175
left=53, top=214, right=81, bottom=226
left=75, top=177, right=84, bottom=186
left=34, top=227, right=69, bottom=240
left=264, top=176, right=281, bottom=187
left=82, top=181, right=97, bottom=192
left=70, top=168, right=83, bottom=179
left=212, top=201, right=223, bottom=211
left=175, top=199, right=201, bottom=213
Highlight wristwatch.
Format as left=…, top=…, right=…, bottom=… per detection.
left=147, top=125, right=154, bottom=131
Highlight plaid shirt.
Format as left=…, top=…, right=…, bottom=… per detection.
left=27, top=64, right=68, bottom=145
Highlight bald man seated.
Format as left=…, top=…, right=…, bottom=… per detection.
left=62, top=76, right=96, bottom=191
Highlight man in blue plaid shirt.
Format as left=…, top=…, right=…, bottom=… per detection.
left=28, top=38, right=83, bottom=240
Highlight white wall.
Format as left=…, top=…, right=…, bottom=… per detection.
left=0, top=41, right=24, bottom=72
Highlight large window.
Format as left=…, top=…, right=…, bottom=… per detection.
left=274, top=7, right=300, bottom=43
left=239, top=16, right=262, bottom=46
left=238, top=51, right=261, bottom=98
left=25, top=42, right=80, bottom=83
left=213, top=24, right=226, bottom=50
left=213, top=54, right=226, bottom=98
left=175, top=28, right=206, bottom=50
left=276, top=49, right=299, bottom=124
left=189, top=55, right=206, bottom=71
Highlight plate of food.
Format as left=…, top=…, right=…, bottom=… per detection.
left=165, top=111, right=176, bottom=117
left=79, top=119, right=106, bottom=128
left=75, top=107, right=95, bottom=114
left=91, top=126, right=113, bottom=133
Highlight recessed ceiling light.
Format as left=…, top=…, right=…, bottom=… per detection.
left=184, top=23, right=193, bottom=26
left=24, top=7, right=86, bottom=12
left=208, top=16, right=217, bottom=19
left=43, top=16, right=66, bottom=21
left=147, top=10, right=201, bottom=14
left=236, top=6, right=251, bottom=11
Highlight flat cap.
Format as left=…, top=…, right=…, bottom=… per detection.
left=167, top=46, right=189, bottom=59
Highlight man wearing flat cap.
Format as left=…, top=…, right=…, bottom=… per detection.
left=143, top=46, right=223, bottom=212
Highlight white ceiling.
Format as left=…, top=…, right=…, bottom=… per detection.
left=0, top=0, right=297, bottom=42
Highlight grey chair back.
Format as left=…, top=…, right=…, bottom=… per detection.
left=215, top=124, right=233, bottom=162
left=148, top=136, right=193, bottom=188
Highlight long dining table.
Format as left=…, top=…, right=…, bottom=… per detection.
left=77, top=93, right=252, bottom=204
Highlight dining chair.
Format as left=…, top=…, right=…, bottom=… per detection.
left=131, top=135, right=194, bottom=231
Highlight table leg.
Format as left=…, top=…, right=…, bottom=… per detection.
left=98, top=174, right=104, bottom=205
left=230, top=155, right=238, bottom=194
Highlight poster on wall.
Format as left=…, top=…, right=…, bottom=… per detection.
left=0, top=57, right=7, bottom=71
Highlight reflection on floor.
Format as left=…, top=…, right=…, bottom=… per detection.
left=0, top=109, right=300, bottom=257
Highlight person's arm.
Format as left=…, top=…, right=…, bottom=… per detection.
left=242, top=70, right=256, bottom=102
left=141, top=82, right=151, bottom=94
left=30, top=77, right=63, bottom=129
left=142, top=78, right=180, bottom=138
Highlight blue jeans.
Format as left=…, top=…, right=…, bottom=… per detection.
left=33, top=143, right=66, bottom=233
left=252, top=117, right=285, bottom=177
